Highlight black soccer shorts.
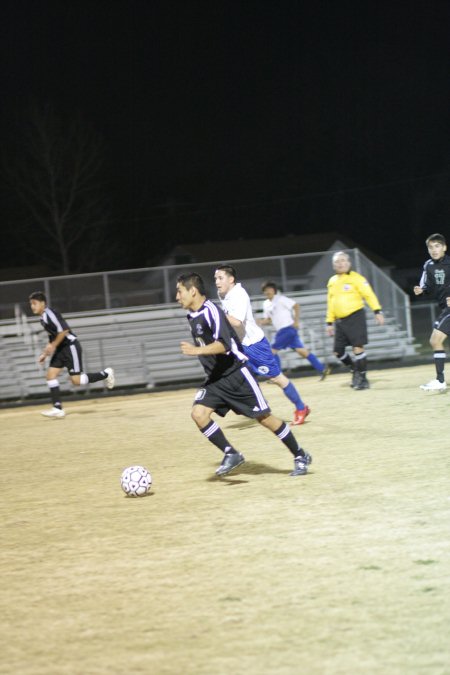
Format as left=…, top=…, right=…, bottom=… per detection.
left=49, top=341, right=83, bottom=374
left=193, top=366, right=271, bottom=418
left=434, top=307, right=450, bottom=336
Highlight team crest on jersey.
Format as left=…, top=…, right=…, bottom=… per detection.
left=258, top=365, right=270, bottom=375
left=343, top=284, right=351, bottom=291
left=196, top=323, right=204, bottom=334
left=194, top=388, right=206, bottom=401
left=435, top=270, right=445, bottom=285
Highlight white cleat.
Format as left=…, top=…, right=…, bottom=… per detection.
left=104, top=367, right=115, bottom=389
left=419, top=379, right=447, bottom=392
left=41, top=407, right=66, bottom=418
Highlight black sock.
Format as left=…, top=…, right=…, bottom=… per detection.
left=87, top=370, right=108, bottom=383
left=355, top=352, right=367, bottom=374
left=274, top=423, right=305, bottom=457
left=434, top=351, right=446, bottom=383
left=340, top=353, right=354, bottom=369
left=200, top=421, right=235, bottom=453
left=49, top=386, right=62, bottom=409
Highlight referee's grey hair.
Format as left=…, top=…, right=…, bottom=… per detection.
left=332, top=251, right=351, bottom=264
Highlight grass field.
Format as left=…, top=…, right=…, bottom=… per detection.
left=0, top=363, right=449, bottom=675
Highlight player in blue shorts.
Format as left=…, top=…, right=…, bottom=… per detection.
left=214, top=265, right=311, bottom=425
left=259, top=281, right=329, bottom=380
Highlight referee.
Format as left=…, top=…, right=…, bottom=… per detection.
left=326, top=252, right=384, bottom=390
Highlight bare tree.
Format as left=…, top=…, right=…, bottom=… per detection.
left=3, top=103, right=112, bottom=274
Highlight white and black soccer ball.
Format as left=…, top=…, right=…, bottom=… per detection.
left=120, top=465, right=152, bottom=497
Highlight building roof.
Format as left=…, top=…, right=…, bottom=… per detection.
left=167, top=231, right=392, bottom=269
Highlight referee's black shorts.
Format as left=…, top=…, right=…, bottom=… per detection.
left=193, top=365, right=271, bottom=418
left=334, top=308, right=368, bottom=353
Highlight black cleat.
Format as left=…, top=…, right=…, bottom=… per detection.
left=216, top=451, right=245, bottom=476
left=290, top=452, right=312, bottom=476
left=354, top=374, right=370, bottom=390
left=319, top=364, right=332, bottom=381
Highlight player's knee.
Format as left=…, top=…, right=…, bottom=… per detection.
left=191, top=405, right=209, bottom=427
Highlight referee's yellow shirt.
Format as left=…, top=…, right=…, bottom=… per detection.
left=326, top=271, right=382, bottom=323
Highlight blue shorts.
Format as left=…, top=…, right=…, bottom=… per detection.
left=243, top=338, right=281, bottom=378
left=271, top=326, right=303, bottom=350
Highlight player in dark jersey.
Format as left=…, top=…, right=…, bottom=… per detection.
left=413, top=233, right=450, bottom=391
left=176, top=273, right=312, bottom=477
left=29, top=291, right=115, bottom=417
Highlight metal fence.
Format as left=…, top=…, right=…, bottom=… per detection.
left=0, top=248, right=414, bottom=340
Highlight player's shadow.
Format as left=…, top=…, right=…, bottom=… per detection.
left=226, top=419, right=293, bottom=430
left=206, top=460, right=288, bottom=483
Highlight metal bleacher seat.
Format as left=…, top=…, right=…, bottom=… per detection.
left=0, top=295, right=419, bottom=402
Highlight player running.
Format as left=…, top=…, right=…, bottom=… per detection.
left=176, top=272, right=312, bottom=477
left=29, top=291, right=115, bottom=417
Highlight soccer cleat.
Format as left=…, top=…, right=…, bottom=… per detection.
left=216, top=451, right=245, bottom=476
left=104, top=367, right=115, bottom=389
left=319, top=365, right=331, bottom=381
left=290, top=452, right=312, bottom=476
left=420, top=379, right=447, bottom=392
left=291, top=405, right=311, bottom=426
left=354, top=373, right=370, bottom=390
left=41, top=407, right=65, bottom=418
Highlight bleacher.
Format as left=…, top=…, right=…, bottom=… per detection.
left=0, top=292, right=419, bottom=402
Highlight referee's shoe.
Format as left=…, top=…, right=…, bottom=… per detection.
left=216, top=450, right=245, bottom=476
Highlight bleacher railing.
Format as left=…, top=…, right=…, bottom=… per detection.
left=0, top=248, right=413, bottom=340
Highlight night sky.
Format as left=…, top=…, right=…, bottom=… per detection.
left=0, top=0, right=448, bottom=274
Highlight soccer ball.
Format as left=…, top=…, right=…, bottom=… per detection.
left=120, top=465, right=152, bottom=497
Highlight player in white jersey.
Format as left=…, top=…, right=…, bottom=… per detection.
left=259, top=281, right=329, bottom=380
left=214, top=265, right=311, bottom=425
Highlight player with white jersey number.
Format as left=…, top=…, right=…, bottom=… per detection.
left=414, top=233, right=450, bottom=392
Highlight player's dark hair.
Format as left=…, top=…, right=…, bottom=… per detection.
left=29, top=291, right=47, bottom=303
left=215, top=264, right=237, bottom=282
left=261, top=281, right=278, bottom=292
left=177, top=273, right=206, bottom=296
left=425, top=233, right=446, bottom=246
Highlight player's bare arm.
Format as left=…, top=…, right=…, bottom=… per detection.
left=180, top=340, right=227, bottom=356
left=257, top=316, right=272, bottom=326
left=224, top=313, right=246, bottom=341
left=39, top=330, right=70, bottom=362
